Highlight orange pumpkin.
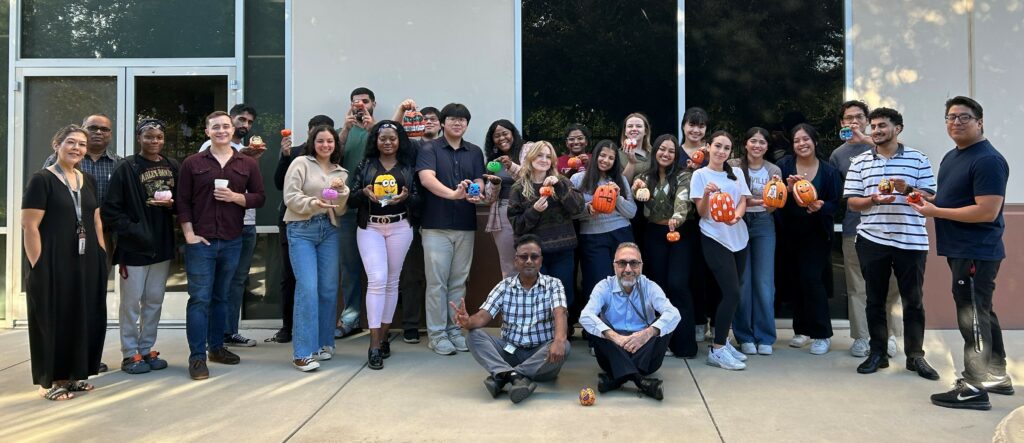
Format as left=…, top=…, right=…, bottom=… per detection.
left=690, top=148, right=707, bottom=166
left=539, top=185, right=554, bottom=197
left=402, top=110, right=425, bottom=137
left=280, top=129, right=292, bottom=137
left=762, top=177, right=788, bottom=208
left=709, top=192, right=736, bottom=223
left=579, top=387, right=596, bottom=406
left=793, top=179, right=818, bottom=207
left=666, top=230, right=680, bottom=242
left=567, top=156, right=581, bottom=169
left=591, top=183, right=619, bottom=214
left=906, top=191, right=923, bottom=205
left=878, top=178, right=894, bottom=195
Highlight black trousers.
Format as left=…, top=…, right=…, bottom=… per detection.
left=643, top=223, right=697, bottom=357
left=855, top=236, right=926, bottom=357
left=701, top=234, right=747, bottom=347
left=781, top=218, right=833, bottom=339
left=684, top=218, right=721, bottom=327
left=399, top=228, right=426, bottom=330
left=593, top=332, right=671, bottom=382
left=278, top=221, right=295, bottom=331
left=948, top=258, right=1006, bottom=383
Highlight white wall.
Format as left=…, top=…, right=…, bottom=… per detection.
left=850, top=1, right=1023, bottom=202
left=290, top=0, right=517, bottom=148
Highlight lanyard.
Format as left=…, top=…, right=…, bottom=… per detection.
left=54, top=164, right=83, bottom=227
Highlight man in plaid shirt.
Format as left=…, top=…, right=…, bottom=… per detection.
left=452, top=234, right=570, bottom=404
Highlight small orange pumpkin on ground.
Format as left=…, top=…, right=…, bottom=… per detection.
left=591, top=183, right=619, bottom=214
left=762, top=177, right=788, bottom=208
left=709, top=192, right=736, bottom=223
left=579, top=387, right=597, bottom=406
left=793, top=179, right=818, bottom=207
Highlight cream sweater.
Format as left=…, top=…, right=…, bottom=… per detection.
left=283, top=156, right=350, bottom=226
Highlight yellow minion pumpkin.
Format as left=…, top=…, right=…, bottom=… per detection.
left=373, top=174, right=398, bottom=199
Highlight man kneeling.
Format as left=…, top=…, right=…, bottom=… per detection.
left=580, top=242, right=680, bottom=400
left=452, top=234, right=569, bottom=403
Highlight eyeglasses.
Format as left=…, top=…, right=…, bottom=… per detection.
left=515, top=253, right=542, bottom=262
left=945, top=114, right=977, bottom=124
left=613, top=260, right=643, bottom=269
left=841, top=114, right=866, bottom=123
left=445, top=117, right=468, bottom=125
left=86, top=125, right=112, bottom=134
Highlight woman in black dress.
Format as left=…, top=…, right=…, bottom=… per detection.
left=22, top=125, right=108, bottom=400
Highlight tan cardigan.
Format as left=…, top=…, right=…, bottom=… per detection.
left=283, top=156, right=350, bottom=226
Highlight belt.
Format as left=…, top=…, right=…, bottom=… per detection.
left=368, top=213, right=406, bottom=224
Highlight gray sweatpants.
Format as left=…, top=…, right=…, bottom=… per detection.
left=119, top=260, right=171, bottom=359
left=467, top=329, right=569, bottom=381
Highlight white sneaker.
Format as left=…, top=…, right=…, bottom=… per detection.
left=789, top=334, right=811, bottom=348
left=739, top=342, right=757, bottom=355
left=589, top=346, right=596, bottom=357
left=706, top=347, right=746, bottom=370
left=695, top=325, right=707, bottom=343
left=757, top=344, right=773, bottom=355
left=314, top=346, right=334, bottom=361
left=810, top=338, right=831, bottom=355
left=293, top=357, right=320, bottom=372
left=887, top=335, right=898, bottom=358
left=666, top=349, right=675, bottom=357
left=724, top=341, right=749, bottom=362
left=850, top=338, right=870, bottom=357
left=448, top=333, right=469, bottom=352
left=428, top=337, right=457, bottom=356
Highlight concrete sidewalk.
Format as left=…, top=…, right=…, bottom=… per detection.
left=0, top=328, right=1020, bottom=442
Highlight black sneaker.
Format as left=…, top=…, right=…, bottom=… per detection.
left=930, top=379, right=991, bottom=410
left=368, top=348, right=384, bottom=370
left=980, top=374, right=1015, bottom=395
left=508, top=374, right=537, bottom=404
left=483, top=374, right=509, bottom=398
left=380, top=340, right=391, bottom=359
left=265, top=328, right=292, bottom=343
left=224, top=333, right=257, bottom=347
left=208, top=347, right=241, bottom=365
left=403, top=328, right=420, bottom=344
left=98, top=362, right=108, bottom=373
left=189, top=358, right=209, bottom=380
left=636, top=378, right=664, bottom=401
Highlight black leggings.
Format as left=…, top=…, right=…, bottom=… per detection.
left=643, top=223, right=697, bottom=357
left=700, top=234, right=748, bottom=346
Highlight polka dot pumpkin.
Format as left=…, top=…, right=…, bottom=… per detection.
left=709, top=192, right=736, bottom=223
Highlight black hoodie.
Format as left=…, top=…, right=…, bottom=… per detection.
left=101, top=154, right=180, bottom=266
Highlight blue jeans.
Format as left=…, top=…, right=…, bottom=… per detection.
left=185, top=237, right=243, bottom=360
left=226, top=225, right=257, bottom=335
left=734, top=211, right=776, bottom=345
left=578, top=227, right=633, bottom=308
left=541, top=248, right=575, bottom=308
left=288, top=215, right=340, bottom=359
left=338, top=213, right=364, bottom=330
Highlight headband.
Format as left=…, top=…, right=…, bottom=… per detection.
left=136, top=118, right=167, bottom=136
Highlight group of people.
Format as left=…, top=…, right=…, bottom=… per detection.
left=23, top=89, right=1010, bottom=410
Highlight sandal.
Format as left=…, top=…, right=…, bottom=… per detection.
left=64, top=380, right=94, bottom=392
left=40, top=386, right=74, bottom=401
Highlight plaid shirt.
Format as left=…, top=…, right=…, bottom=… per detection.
left=45, top=150, right=121, bottom=203
left=479, top=274, right=567, bottom=348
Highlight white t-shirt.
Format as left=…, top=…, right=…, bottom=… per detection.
left=689, top=166, right=751, bottom=252
left=745, top=166, right=770, bottom=213
left=200, top=140, right=256, bottom=226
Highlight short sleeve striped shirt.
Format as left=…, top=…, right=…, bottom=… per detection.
left=843, top=144, right=936, bottom=251
left=479, top=274, right=567, bottom=348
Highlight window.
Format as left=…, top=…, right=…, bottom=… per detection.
left=522, top=0, right=678, bottom=148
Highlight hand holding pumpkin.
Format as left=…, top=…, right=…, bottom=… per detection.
left=401, top=99, right=417, bottom=110
left=870, top=193, right=896, bottom=206
left=632, top=178, right=647, bottom=191
left=806, top=199, right=824, bottom=213
left=482, top=174, right=502, bottom=185
left=533, top=196, right=549, bottom=212
left=313, top=198, right=339, bottom=209
left=907, top=195, right=937, bottom=217
left=362, top=184, right=379, bottom=202
left=390, top=186, right=410, bottom=204
left=542, top=175, right=559, bottom=187
left=497, top=155, right=514, bottom=169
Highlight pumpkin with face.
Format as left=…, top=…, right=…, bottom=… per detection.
left=762, top=177, right=788, bottom=208
left=793, top=179, right=818, bottom=207
left=374, top=174, right=398, bottom=200
left=591, top=183, right=619, bottom=214
left=709, top=192, right=736, bottom=223
left=878, top=178, right=894, bottom=195
left=906, top=191, right=923, bottom=205
left=634, top=187, right=651, bottom=202
left=486, top=161, right=502, bottom=173
left=690, top=148, right=708, bottom=166
left=402, top=110, right=425, bottom=137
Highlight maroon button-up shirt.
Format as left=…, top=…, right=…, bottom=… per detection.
left=177, top=147, right=266, bottom=240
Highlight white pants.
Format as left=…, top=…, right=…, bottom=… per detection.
left=357, top=220, right=414, bottom=329
left=119, top=260, right=171, bottom=358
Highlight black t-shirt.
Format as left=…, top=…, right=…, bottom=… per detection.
left=369, top=162, right=409, bottom=217
left=123, top=156, right=176, bottom=265
left=934, top=139, right=1008, bottom=260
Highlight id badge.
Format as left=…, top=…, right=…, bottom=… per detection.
left=77, top=226, right=86, bottom=255
left=503, top=343, right=517, bottom=354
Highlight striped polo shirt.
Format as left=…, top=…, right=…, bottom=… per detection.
left=843, top=144, right=936, bottom=251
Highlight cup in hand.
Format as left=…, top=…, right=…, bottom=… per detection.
left=214, top=179, right=229, bottom=189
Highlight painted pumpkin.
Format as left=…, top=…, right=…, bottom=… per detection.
left=634, top=187, right=651, bottom=202
left=591, top=184, right=619, bottom=214
left=402, top=110, right=425, bottom=137
left=709, top=192, right=736, bottom=223
left=878, top=178, right=894, bottom=195
left=793, top=179, right=818, bottom=207
left=907, top=191, right=923, bottom=205
left=579, top=387, right=596, bottom=406
left=153, top=190, right=172, bottom=201
left=249, top=135, right=266, bottom=148
left=666, top=230, right=680, bottom=242
left=373, top=174, right=398, bottom=199
left=486, top=161, right=502, bottom=173
left=623, top=138, right=637, bottom=150
left=467, top=183, right=481, bottom=198
left=762, top=177, right=788, bottom=208
left=280, top=128, right=292, bottom=137
left=540, top=186, right=554, bottom=197
left=322, top=188, right=338, bottom=200
left=567, top=156, right=582, bottom=169
left=690, top=148, right=707, bottom=166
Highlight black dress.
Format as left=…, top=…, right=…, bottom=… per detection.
left=23, top=169, right=108, bottom=388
